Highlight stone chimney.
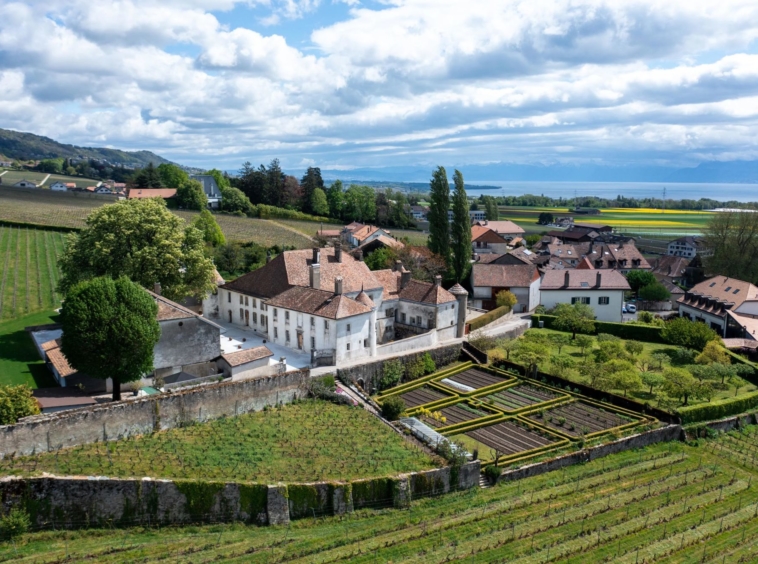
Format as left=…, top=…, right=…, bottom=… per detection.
left=434, top=275, right=442, bottom=287
left=266, top=251, right=272, bottom=263
left=335, top=241, right=342, bottom=263
left=355, top=249, right=363, bottom=262
left=154, top=282, right=161, bottom=296
left=309, top=263, right=321, bottom=290
left=596, top=271, right=602, bottom=287
left=449, top=283, right=468, bottom=339
left=312, top=247, right=320, bottom=265
left=564, top=271, right=570, bottom=287
left=400, top=269, right=411, bottom=290
left=394, top=260, right=403, bottom=272
left=334, top=276, right=343, bottom=295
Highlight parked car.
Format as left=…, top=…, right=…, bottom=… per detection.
left=622, top=305, right=628, bottom=313
left=626, top=303, right=637, bottom=313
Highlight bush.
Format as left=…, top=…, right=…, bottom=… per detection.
left=484, top=465, right=502, bottom=482
left=254, top=204, right=333, bottom=223
left=677, top=391, right=758, bottom=424
left=597, top=333, right=620, bottom=342
left=405, top=357, right=426, bottom=381
left=661, top=317, right=720, bottom=351
left=380, top=359, right=404, bottom=390
left=531, top=315, right=665, bottom=343
left=495, top=290, right=518, bottom=312
left=421, top=352, right=436, bottom=375
left=469, top=306, right=511, bottom=332
left=0, top=385, right=40, bottom=425
left=381, top=396, right=406, bottom=421
left=0, top=508, right=30, bottom=541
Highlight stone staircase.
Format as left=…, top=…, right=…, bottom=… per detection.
left=478, top=474, right=492, bottom=489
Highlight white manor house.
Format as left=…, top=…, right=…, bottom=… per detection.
left=204, top=244, right=468, bottom=366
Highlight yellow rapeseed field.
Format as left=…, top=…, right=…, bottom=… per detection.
left=603, top=207, right=713, bottom=215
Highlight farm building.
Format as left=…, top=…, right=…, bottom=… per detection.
left=470, top=263, right=540, bottom=312
left=540, top=270, right=630, bottom=322
left=474, top=220, right=525, bottom=241
left=471, top=225, right=510, bottom=254
left=217, top=346, right=276, bottom=379
left=12, top=179, right=37, bottom=188
left=667, top=236, right=709, bottom=258
left=207, top=244, right=466, bottom=366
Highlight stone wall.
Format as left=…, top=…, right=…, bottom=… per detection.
left=497, top=425, right=684, bottom=483
left=0, top=461, right=481, bottom=529
left=338, top=342, right=463, bottom=393
left=0, top=370, right=311, bottom=457
left=687, top=412, right=757, bottom=438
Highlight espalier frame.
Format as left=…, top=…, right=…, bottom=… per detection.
left=376, top=364, right=657, bottom=467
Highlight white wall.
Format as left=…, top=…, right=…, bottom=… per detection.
left=540, top=289, right=625, bottom=322
left=376, top=330, right=437, bottom=356
left=471, top=282, right=539, bottom=313
left=679, top=304, right=726, bottom=336
left=335, top=315, right=372, bottom=363
left=397, top=300, right=457, bottom=330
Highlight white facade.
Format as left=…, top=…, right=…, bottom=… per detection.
left=50, top=182, right=68, bottom=191
left=13, top=180, right=36, bottom=188
left=448, top=209, right=487, bottom=222
left=472, top=278, right=540, bottom=313
left=473, top=240, right=509, bottom=254
left=678, top=303, right=726, bottom=335
left=667, top=240, right=698, bottom=258
left=540, top=289, right=625, bottom=322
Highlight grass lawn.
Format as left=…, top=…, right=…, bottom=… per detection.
left=6, top=432, right=758, bottom=563
left=0, top=400, right=438, bottom=482
left=0, top=310, right=59, bottom=388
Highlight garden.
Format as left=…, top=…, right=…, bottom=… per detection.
left=376, top=362, right=650, bottom=466
left=0, top=400, right=438, bottom=483
left=7, top=431, right=758, bottom=563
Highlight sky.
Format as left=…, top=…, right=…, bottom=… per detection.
left=2, top=0, right=758, bottom=173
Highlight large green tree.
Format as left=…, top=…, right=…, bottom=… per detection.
left=192, top=209, right=226, bottom=247
left=427, top=166, right=451, bottom=262
left=176, top=179, right=208, bottom=210
left=639, top=281, right=671, bottom=301
left=207, top=169, right=254, bottom=215
left=661, top=317, right=720, bottom=351
left=0, top=385, right=40, bottom=424
left=61, top=277, right=160, bottom=402
left=343, top=184, right=376, bottom=222
left=483, top=196, right=499, bottom=221
left=300, top=167, right=325, bottom=214
left=704, top=210, right=758, bottom=284
left=310, top=188, right=329, bottom=216
left=58, top=198, right=216, bottom=301
left=157, top=163, right=189, bottom=188
left=552, top=302, right=596, bottom=338
left=327, top=180, right=344, bottom=219
left=133, top=162, right=163, bottom=188
left=450, top=169, right=471, bottom=282
left=626, top=270, right=657, bottom=295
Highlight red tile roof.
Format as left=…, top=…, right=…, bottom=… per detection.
left=267, top=286, right=372, bottom=318
left=679, top=276, right=758, bottom=310
left=372, top=269, right=401, bottom=301
left=127, top=188, right=177, bottom=199
left=46, top=346, right=78, bottom=378
left=221, top=346, right=274, bottom=367
left=471, top=225, right=508, bottom=244
left=541, top=269, right=630, bottom=290
left=475, top=220, right=525, bottom=235
left=399, top=280, right=456, bottom=304
left=471, top=264, right=540, bottom=288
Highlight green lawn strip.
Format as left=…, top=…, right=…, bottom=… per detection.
left=0, top=226, right=8, bottom=318
left=12, top=226, right=21, bottom=317
left=33, top=229, right=44, bottom=309
left=0, top=401, right=437, bottom=482
left=0, top=309, right=59, bottom=388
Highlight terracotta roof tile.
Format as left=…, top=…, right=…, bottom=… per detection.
left=127, top=188, right=177, bottom=199
left=680, top=276, right=758, bottom=310
left=399, top=280, right=456, bottom=304
left=471, top=225, right=508, bottom=243
left=475, top=220, right=525, bottom=235
left=472, top=264, right=540, bottom=288
left=46, top=347, right=78, bottom=378
left=541, top=269, right=630, bottom=290
left=40, top=338, right=62, bottom=352
left=576, top=256, right=595, bottom=270
left=372, top=269, right=401, bottom=301
left=356, top=234, right=405, bottom=251
left=267, top=286, right=372, bottom=319
left=221, top=346, right=274, bottom=367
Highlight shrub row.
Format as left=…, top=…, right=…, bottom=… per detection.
left=531, top=314, right=664, bottom=343
left=0, top=219, right=79, bottom=233
left=253, top=205, right=335, bottom=223
left=469, top=306, right=511, bottom=332
left=677, top=391, right=758, bottom=424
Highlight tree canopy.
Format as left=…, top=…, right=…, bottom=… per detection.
left=176, top=179, right=208, bottom=210
left=310, top=188, right=329, bottom=217
left=0, top=385, right=40, bottom=425
left=133, top=162, right=162, bottom=188
left=61, top=276, right=161, bottom=402
left=661, top=317, right=720, bottom=351
left=157, top=163, right=188, bottom=188
left=537, top=212, right=554, bottom=225
left=496, top=290, right=518, bottom=311
left=639, top=281, right=671, bottom=301
left=192, top=209, right=226, bottom=247
left=625, top=270, right=657, bottom=294
left=427, top=166, right=451, bottom=263
left=704, top=210, right=758, bottom=284
left=552, top=302, right=596, bottom=338
left=58, top=198, right=216, bottom=301
left=450, top=169, right=471, bottom=282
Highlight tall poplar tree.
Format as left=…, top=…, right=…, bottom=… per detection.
left=427, top=166, right=451, bottom=262
left=450, top=169, right=471, bottom=282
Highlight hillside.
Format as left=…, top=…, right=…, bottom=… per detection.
left=0, top=128, right=173, bottom=167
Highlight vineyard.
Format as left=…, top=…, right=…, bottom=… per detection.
left=377, top=364, right=650, bottom=466
left=0, top=224, right=65, bottom=321
left=0, top=400, right=437, bottom=483
left=7, top=431, right=758, bottom=562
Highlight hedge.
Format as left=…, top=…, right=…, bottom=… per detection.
left=531, top=314, right=664, bottom=343
left=252, top=204, right=335, bottom=223
left=724, top=349, right=758, bottom=386
left=677, top=391, right=758, bottom=424
left=469, top=306, right=511, bottom=332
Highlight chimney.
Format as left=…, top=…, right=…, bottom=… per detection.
left=309, top=263, right=321, bottom=290
left=312, top=247, right=320, bottom=265
left=335, top=241, right=342, bottom=263
left=401, top=269, right=411, bottom=290
left=434, top=275, right=442, bottom=287
left=266, top=251, right=272, bottom=264
left=564, top=271, right=570, bottom=287
left=484, top=219, right=488, bottom=226
left=334, top=276, right=343, bottom=295
left=154, top=282, right=161, bottom=296
left=394, top=260, right=403, bottom=272
left=355, top=249, right=363, bottom=262
left=596, top=272, right=602, bottom=287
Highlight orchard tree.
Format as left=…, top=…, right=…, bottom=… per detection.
left=662, top=367, right=698, bottom=405
left=641, top=371, right=666, bottom=395
left=624, top=340, right=644, bottom=356
left=661, top=317, right=720, bottom=351
left=192, top=209, right=226, bottom=247
left=450, top=169, right=471, bottom=282
left=427, top=166, right=451, bottom=262
left=61, top=277, right=160, bottom=401
left=575, top=334, right=594, bottom=357
left=58, top=198, right=216, bottom=301
left=552, top=302, right=596, bottom=338
left=612, top=369, right=643, bottom=397
left=695, top=340, right=731, bottom=366
left=513, top=340, right=549, bottom=375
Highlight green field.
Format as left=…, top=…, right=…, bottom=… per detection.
left=0, top=310, right=59, bottom=388
left=7, top=430, right=758, bottom=563
left=499, top=206, right=713, bottom=237
left=0, top=400, right=437, bottom=483
left=0, top=169, right=99, bottom=188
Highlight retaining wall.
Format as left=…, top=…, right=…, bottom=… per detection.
left=0, top=370, right=311, bottom=457
left=0, top=461, right=480, bottom=529
left=496, top=425, right=684, bottom=483
left=687, top=412, right=758, bottom=438
left=338, top=342, right=463, bottom=393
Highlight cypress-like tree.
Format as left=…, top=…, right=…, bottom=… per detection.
left=450, top=169, right=471, bottom=282
left=427, top=166, right=451, bottom=262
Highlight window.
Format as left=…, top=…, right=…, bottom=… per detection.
left=311, top=337, right=315, bottom=349
left=285, top=311, right=290, bottom=323
left=245, top=296, right=249, bottom=306
left=273, top=308, right=278, bottom=319
left=386, top=308, right=394, bottom=317
left=346, top=343, right=351, bottom=351
left=310, top=317, right=315, bottom=327
left=227, top=292, right=231, bottom=303
left=571, top=297, right=590, bottom=305
left=253, top=312, right=257, bottom=324
left=239, top=308, right=243, bottom=319
left=402, top=313, right=407, bottom=323
left=364, top=339, right=368, bottom=348
left=325, top=320, right=329, bottom=330
left=598, top=296, right=610, bottom=305
left=286, top=330, right=290, bottom=342
left=239, top=295, right=243, bottom=305
left=253, top=299, right=257, bottom=308
left=274, top=327, right=278, bottom=338
left=417, top=316, right=422, bottom=325
left=582, top=297, right=590, bottom=304
left=347, top=323, right=351, bottom=332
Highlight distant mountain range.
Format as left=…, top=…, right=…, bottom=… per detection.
left=321, top=161, right=758, bottom=184
left=0, top=128, right=173, bottom=168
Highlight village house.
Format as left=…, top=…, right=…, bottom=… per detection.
left=344, top=224, right=392, bottom=248
left=668, top=236, right=708, bottom=258
left=49, top=181, right=68, bottom=191
left=584, top=242, right=651, bottom=274
left=470, top=263, right=541, bottom=312
left=410, top=205, right=428, bottom=221
left=127, top=188, right=178, bottom=201
left=448, top=209, right=487, bottom=223
left=650, top=255, right=691, bottom=285
left=12, top=179, right=37, bottom=188
left=471, top=225, right=510, bottom=254
left=678, top=276, right=758, bottom=339
left=190, top=174, right=223, bottom=209
left=540, top=270, right=630, bottom=322
left=474, top=220, right=525, bottom=241
left=206, top=244, right=466, bottom=366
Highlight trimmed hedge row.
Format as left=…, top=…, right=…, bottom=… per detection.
left=677, top=391, right=758, bottom=424
left=0, top=219, right=79, bottom=233
left=531, top=314, right=665, bottom=343
left=253, top=204, right=335, bottom=223
left=469, top=306, right=511, bottom=332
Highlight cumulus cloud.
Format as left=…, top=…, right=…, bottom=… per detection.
left=2, top=0, right=758, bottom=169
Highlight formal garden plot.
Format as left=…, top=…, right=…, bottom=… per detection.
left=0, top=401, right=437, bottom=483
left=419, top=403, right=488, bottom=428
left=482, top=383, right=563, bottom=412
left=439, top=368, right=508, bottom=392
left=398, top=386, right=451, bottom=408
left=528, top=400, right=636, bottom=437
left=455, top=420, right=559, bottom=456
